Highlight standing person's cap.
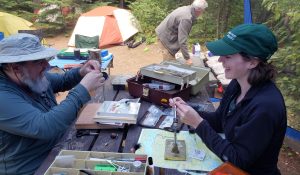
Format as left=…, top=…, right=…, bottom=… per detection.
left=0, top=33, right=58, bottom=64
left=206, top=24, right=278, bottom=62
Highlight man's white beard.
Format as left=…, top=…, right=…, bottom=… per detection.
left=20, top=67, right=50, bottom=94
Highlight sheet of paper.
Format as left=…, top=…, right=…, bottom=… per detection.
left=136, top=129, right=222, bottom=172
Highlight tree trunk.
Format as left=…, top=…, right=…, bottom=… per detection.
left=222, top=0, right=231, bottom=33
left=217, top=0, right=224, bottom=38
left=119, top=0, right=125, bottom=8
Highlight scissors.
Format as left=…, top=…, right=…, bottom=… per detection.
left=76, top=130, right=98, bottom=137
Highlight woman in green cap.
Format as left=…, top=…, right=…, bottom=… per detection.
left=170, top=23, right=286, bottom=175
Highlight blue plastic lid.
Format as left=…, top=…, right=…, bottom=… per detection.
left=210, top=98, right=221, bottom=102
left=101, top=53, right=112, bottom=62
left=0, top=32, right=4, bottom=41
left=101, top=49, right=108, bottom=57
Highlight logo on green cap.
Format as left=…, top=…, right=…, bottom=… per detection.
left=227, top=32, right=236, bottom=40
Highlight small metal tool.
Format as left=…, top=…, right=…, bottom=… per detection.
left=164, top=102, right=186, bottom=160
left=76, top=130, right=98, bottom=137
left=172, top=105, right=179, bottom=154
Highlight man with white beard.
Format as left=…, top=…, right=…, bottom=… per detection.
left=0, top=34, right=105, bottom=175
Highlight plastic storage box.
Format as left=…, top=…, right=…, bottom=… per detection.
left=45, top=150, right=148, bottom=175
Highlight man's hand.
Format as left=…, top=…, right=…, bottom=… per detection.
left=79, top=60, right=100, bottom=77
left=185, top=58, right=193, bottom=66
left=169, top=97, right=203, bottom=129
left=80, top=70, right=105, bottom=95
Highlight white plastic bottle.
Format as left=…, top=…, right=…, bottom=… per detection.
left=194, top=43, right=201, bottom=57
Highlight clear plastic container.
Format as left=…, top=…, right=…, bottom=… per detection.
left=91, top=86, right=105, bottom=103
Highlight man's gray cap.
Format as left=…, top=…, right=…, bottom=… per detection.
left=0, top=33, right=58, bottom=64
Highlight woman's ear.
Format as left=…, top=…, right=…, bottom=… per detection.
left=248, top=59, right=259, bottom=69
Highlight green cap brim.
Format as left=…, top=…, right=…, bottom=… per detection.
left=206, top=39, right=240, bottom=56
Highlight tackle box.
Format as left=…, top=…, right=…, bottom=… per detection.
left=45, top=150, right=148, bottom=175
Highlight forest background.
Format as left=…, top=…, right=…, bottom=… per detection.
left=1, top=0, right=299, bottom=131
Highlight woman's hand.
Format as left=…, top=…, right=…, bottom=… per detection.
left=79, top=60, right=100, bottom=77
left=169, top=97, right=203, bottom=129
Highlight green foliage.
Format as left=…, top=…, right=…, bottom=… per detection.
left=129, top=0, right=169, bottom=43
left=0, top=0, right=39, bottom=22
left=36, top=0, right=110, bottom=36
left=128, top=0, right=246, bottom=46
left=190, top=0, right=244, bottom=47
left=262, top=0, right=300, bottom=130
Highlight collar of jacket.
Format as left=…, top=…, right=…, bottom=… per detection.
left=0, top=68, right=8, bottom=80
left=230, top=79, right=270, bottom=104
left=0, top=67, right=33, bottom=95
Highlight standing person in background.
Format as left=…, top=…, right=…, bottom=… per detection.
left=155, top=0, right=208, bottom=65
left=170, top=24, right=287, bottom=174
left=0, top=33, right=105, bottom=174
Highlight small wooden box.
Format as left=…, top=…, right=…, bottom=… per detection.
left=45, top=150, right=148, bottom=175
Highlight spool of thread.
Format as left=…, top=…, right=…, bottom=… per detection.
left=110, top=132, right=117, bottom=139
left=74, top=48, right=81, bottom=60
left=130, top=143, right=141, bottom=153
left=88, top=49, right=101, bottom=61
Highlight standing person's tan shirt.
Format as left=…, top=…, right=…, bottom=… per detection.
left=155, top=5, right=197, bottom=60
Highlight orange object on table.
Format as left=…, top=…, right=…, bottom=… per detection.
left=209, top=162, right=249, bottom=175
left=63, top=64, right=82, bottom=69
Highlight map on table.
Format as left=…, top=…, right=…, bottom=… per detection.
left=136, top=129, right=222, bottom=172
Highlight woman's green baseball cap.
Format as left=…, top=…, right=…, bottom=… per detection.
left=206, top=24, right=278, bottom=62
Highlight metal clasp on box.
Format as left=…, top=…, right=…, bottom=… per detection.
left=142, top=87, right=149, bottom=97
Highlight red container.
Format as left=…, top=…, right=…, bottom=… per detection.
left=127, top=76, right=191, bottom=107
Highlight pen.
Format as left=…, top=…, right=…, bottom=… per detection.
left=184, top=169, right=209, bottom=174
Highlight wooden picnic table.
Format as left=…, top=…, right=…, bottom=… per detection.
left=35, top=77, right=215, bottom=175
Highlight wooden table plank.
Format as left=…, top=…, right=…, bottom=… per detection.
left=90, top=81, right=128, bottom=152
left=91, top=129, right=124, bottom=152
left=123, top=101, right=151, bottom=153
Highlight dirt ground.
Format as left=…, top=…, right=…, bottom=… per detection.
left=46, top=35, right=300, bottom=175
